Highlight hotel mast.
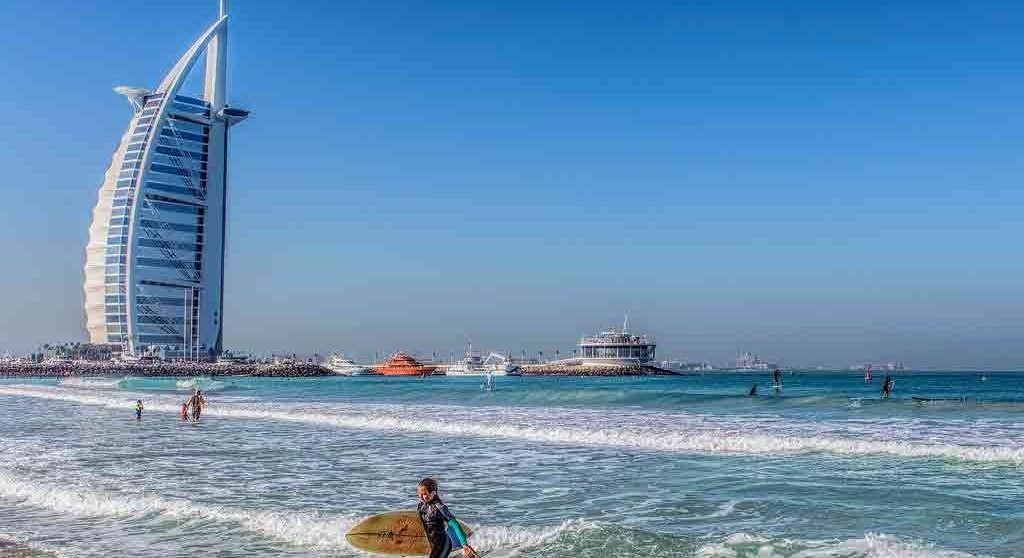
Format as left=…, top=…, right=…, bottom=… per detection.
left=84, top=1, right=248, bottom=359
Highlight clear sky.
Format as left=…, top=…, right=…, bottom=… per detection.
left=1, top=0, right=1022, bottom=368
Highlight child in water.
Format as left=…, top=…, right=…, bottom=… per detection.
left=416, top=478, right=478, bottom=558
left=134, top=399, right=144, bottom=420
left=181, top=402, right=190, bottom=421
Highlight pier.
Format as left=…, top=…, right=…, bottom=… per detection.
left=520, top=362, right=673, bottom=376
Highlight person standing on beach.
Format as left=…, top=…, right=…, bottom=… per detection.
left=134, top=399, right=144, bottom=420
left=416, top=478, right=478, bottom=558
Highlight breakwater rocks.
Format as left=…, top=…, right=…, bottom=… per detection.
left=0, top=361, right=334, bottom=378
left=521, top=363, right=674, bottom=376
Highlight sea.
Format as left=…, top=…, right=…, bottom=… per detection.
left=0, top=371, right=1021, bottom=558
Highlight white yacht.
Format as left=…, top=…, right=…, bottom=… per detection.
left=325, top=353, right=374, bottom=376
left=446, top=347, right=521, bottom=376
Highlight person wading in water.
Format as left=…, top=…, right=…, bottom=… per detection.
left=188, top=390, right=205, bottom=421
left=416, top=478, right=478, bottom=558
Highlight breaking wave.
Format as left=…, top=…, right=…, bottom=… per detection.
left=0, top=469, right=355, bottom=549
left=0, top=468, right=584, bottom=555
left=56, top=376, right=231, bottom=393
left=1, top=384, right=1022, bottom=466
left=464, top=519, right=593, bottom=556
left=57, top=377, right=123, bottom=389
left=697, top=532, right=978, bottom=558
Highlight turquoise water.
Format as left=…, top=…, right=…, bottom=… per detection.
left=0, top=371, right=1021, bottom=557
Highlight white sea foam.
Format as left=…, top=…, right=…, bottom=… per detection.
left=471, top=519, right=593, bottom=556
left=0, top=466, right=585, bottom=555
left=697, top=532, right=978, bottom=558
left=1, top=385, right=1022, bottom=466
left=0, top=532, right=68, bottom=558
left=57, top=377, right=123, bottom=389
left=0, top=470, right=356, bottom=549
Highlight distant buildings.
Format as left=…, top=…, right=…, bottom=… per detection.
left=83, top=2, right=248, bottom=359
left=852, top=362, right=906, bottom=372
left=734, top=351, right=777, bottom=371
left=578, top=318, right=656, bottom=365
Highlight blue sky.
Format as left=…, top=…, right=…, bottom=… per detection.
left=1, top=1, right=1022, bottom=368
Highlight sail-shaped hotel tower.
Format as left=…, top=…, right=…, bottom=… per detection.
left=84, top=1, right=248, bottom=359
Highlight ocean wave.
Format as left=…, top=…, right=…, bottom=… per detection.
left=57, top=377, right=123, bottom=389
left=0, top=467, right=584, bottom=555
left=55, top=376, right=233, bottom=393
left=2, top=385, right=1023, bottom=466
left=0, top=470, right=356, bottom=549
left=471, top=519, right=594, bottom=556
left=697, top=532, right=977, bottom=558
left=0, top=532, right=66, bottom=558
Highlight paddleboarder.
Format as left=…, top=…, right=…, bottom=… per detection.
left=416, top=478, right=478, bottom=558
left=882, top=375, right=894, bottom=399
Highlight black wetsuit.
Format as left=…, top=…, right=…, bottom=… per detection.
left=417, top=496, right=467, bottom=558
left=191, top=395, right=203, bottom=420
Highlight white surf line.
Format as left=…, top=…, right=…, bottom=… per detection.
left=0, top=466, right=583, bottom=556
left=696, top=532, right=981, bottom=558
left=471, top=519, right=592, bottom=556
left=0, top=532, right=68, bottom=558
left=0, top=469, right=355, bottom=549
left=2, top=385, right=1023, bottom=466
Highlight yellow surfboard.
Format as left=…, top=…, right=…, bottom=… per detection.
left=345, top=510, right=474, bottom=556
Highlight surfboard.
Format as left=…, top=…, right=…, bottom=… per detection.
left=345, top=510, right=473, bottom=556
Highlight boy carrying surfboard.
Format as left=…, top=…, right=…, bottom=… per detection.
left=417, top=478, right=478, bottom=558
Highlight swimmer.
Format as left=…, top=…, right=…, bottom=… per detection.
left=134, top=399, right=144, bottom=420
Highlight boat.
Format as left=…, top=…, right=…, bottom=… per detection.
left=446, top=346, right=521, bottom=376
left=373, top=352, right=437, bottom=377
left=325, top=353, right=374, bottom=376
